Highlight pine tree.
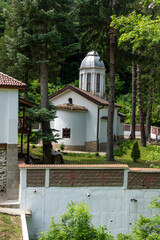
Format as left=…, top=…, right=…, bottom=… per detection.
left=111, top=5, right=160, bottom=146
left=5, top=0, right=78, bottom=163
left=79, top=0, right=136, bottom=161
left=131, top=141, right=140, bottom=163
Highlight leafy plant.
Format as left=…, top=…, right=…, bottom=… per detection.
left=38, top=202, right=114, bottom=240
left=149, top=195, right=160, bottom=209
left=117, top=233, right=133, bottom=240
left=60, top=143, right=65, bottom=152
left=148, top=147, right=160, bottom=167
left=116, top=196, right=160, bottom=240
left=114, top=140, right=133, bottom=157
left=131, top=141, right=140, bottom=162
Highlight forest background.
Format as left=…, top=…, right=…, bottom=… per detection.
left=0, top=0, right=159, bottom=126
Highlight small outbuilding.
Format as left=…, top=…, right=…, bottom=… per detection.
left=50, top=51, right=124, bottom=152
left=0, top=72, right=26, bottom=199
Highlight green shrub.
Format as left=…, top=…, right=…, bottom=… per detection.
left=114, top=148, right=124, bottom=156
left=148, top=146, right=160, bottom=163
left=95, top=152, right=100, bottom=157
left=38, top=202, right=114, bottom=240
left=117, top=233, right=133, bottom=240
left=131, top=141, right=140, bottom=162
left=60, top=143, right=65, bottom=151
left=31, top=144, right=36, bottom=148
left=114, top=140, right=133, bottom=157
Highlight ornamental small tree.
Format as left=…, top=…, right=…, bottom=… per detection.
left=27, top=104, right=60, bottom=163
left=38, top=202, right=114, bottom=240
left=131, top=141, right=140, bottom=162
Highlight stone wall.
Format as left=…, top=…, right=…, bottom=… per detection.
left=21, top=165, right=160, bottom=190
left=52, top=143, right=85, bottom=151
left=0, top=148, right=6, bottom=192
left=6, top=144, right=19, bottom=200
left=27, top=169, right=45, bottom=187
left=53, top=141, right=98, bottom=152
left=128, top=171, right=160, bottom=189
left=19, top=164, right=160, bottom=239
left=85, top=140, right=97, bottom=151
left=27, top=169, right=124, bottom=187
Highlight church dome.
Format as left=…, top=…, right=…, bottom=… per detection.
left=80, top=50, right=105, bottom=69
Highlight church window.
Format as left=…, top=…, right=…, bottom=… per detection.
left=81, top=74, right=83, bottom=88
left=96, top=74, right=100, bottom=93
left=68, top=98, right=72, bottom=104
left=87, top=73, right=91, bottom=92
left=63, top=128, right=71, bottom=138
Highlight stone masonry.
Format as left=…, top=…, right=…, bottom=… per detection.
left=0, top=149, right=6, bottom=192
left=6, top=144, right=19, bottom=200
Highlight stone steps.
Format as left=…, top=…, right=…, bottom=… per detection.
left=0, top=200, right=20, bottom=209
left=0, top=207, right=31, bottom=217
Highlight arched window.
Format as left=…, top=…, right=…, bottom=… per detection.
left=81, top=74, right=83, bottom=88
left=96, top=74, right=100, bottom=93
left=68, top=98, right=72, bottom=104
left=87, top=73, right=91, bottom=92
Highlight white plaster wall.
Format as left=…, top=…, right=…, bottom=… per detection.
left=51, top=110, right=86, bottom=146
left=99, top=119, right=107, bottom=143
left=99, top=107, right=122, bottom=143
left=0, top=89, right=18, bottom=144
left=99, top=107, right=108, bottom=143
left=113, top=109, right=118, bottom=136
left=117, top=116, right=124, bottom=137
left=151, top=133, right=157, bottom=140
left=50, top=90, right=98, bottom=143
left=124, top=131, right=141, bottom=138
left=20, top=186, right=160, bottom=240
left=79, top=68, right=106, bottom=98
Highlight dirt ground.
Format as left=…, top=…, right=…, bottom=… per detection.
left=0, top=213, right=23, bottom=240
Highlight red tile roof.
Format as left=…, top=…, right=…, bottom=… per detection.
left=129, top=167, right=160, bottom=172
left=18, top=163, right=129, bottom=169
left=0, top=72, right=26, bottom=89
left=18, top=163, right=160, bottom=172
left=101, top=116, right=108, bottom=120
left=118, top=112, right=126, bottom=117
left=49, top=85, right=121, bottom=108
left=57, top=103, right=88, bottom=112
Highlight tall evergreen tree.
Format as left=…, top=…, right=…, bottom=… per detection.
left=5, top=0, right=78, bottom=163
left=79, top=0, right=135, bottom=161
left=111, top=7, right=160, bottom=146
left=131, top=53, right=136, bottom=140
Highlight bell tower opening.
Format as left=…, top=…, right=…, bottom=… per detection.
left=79, top=50, right=106, bottom=99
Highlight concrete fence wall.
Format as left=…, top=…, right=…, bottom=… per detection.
left=19, top=164, right=160, bottom=240
left=124, top=124, right=160, bottom=139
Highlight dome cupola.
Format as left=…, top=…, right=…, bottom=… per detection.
left=79, top=51, right=106, bottom=99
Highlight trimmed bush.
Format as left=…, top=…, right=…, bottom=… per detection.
left=131, top=141, right=140, bottom=162
left=60, top=143, right=65, bottom=151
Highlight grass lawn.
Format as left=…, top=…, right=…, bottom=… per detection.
left=24, top=140, right=160, bottom=168
left=0, top=213, right=22, bottom=240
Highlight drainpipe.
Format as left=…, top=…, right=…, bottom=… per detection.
left=97, top=105, right=104, bottom=152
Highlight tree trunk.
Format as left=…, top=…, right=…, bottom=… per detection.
left=131, top=59, right=136, bottom=139
left=107, top=26, right=116, bottom=161
left=145, top=84, right=152, bottom=140
left=40, top=53, right=52, bottom=163
left=24, top=71, right=28, bottom=100
left=137, top=64, right=146, bottom=147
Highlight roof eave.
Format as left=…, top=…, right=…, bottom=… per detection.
left=0, top=85, right=26, bottom=90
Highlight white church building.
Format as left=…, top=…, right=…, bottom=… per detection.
left=50, top=51, right=125, bottom=152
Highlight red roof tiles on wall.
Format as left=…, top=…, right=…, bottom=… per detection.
left=0, top=72, right=26, bottom=89
left=49, top=85, right=121, bottom=108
